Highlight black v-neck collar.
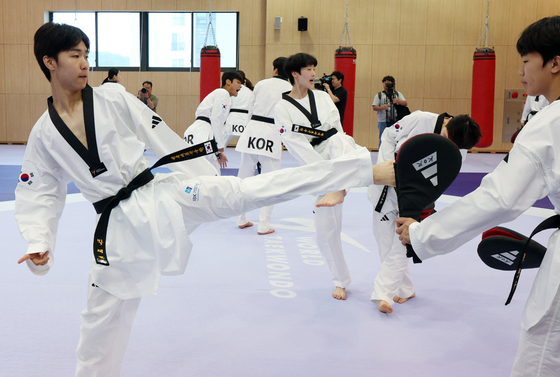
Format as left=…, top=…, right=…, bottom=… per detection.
left=433, top=112, right=452, bottom=134
left=282, top=90, right=321, bottom=128
left=48, top=84, right=107, bottom=178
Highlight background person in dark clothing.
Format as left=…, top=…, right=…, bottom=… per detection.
left=323, top=71, right=347, bottom=123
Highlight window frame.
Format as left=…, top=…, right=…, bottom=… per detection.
left=49, top=11, right=239, bottom=73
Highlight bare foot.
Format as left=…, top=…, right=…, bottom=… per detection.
left=393, top=293, right=416, bottom=304
left=332, top=287, right=347, bottom=300
left=238, top=222, right=253, bottom=229
left=316, top=190, right=347, bottom=207
left=378, top=300, right=393, bottom=313
left=258, top=228, right=275, bottom=235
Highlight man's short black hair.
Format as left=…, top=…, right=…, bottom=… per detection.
left=446, top=114, right=482, bottom=150
left=284, top=53, right=318, bottom=85
left=331, top=71, right=344, bottom=84
left=34, top=22, right=90, bottom=82
left=273, top=57, right=288, bottom=79
left=221, top=71, right=243, bottom=87
left=382, top=76, right=395, bottom=83
left=142, top=81, right=153, bottom=88
left=517, top=16, right=560, bottom=66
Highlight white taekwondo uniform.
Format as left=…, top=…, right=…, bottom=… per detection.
left=367, top=111, right=464, bottom=305
left=225, top=84, right=253, bottom=141
left=407, top=101, right=560, bottom=376
left=274, top=89, right=358, bottom=289
left=522, top=95, right=550, bottom=124
left=184, top=88, right=231, bottom=172
left=15, top=83, right=375, bottom=376
left=235, top=76, right=292, bottom=233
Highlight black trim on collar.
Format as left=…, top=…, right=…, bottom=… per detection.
left=282, top=90, right=321, bottom=128
left=433, top=112, right=453, bottom=134
left=48, top=84, right=107, bottom=178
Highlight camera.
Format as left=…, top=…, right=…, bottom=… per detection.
left=141, top=88, right=148, bottom=94
left=314, top=73, right=332, bottom=90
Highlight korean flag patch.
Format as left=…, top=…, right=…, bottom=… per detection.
left=204, top=141, right=214, bottom=154
left=19, top=172, right=34, bottom=185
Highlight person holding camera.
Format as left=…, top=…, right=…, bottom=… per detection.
left=137, top=80, right=158, bottom=113
left=372, top=76, right=407, bottom=146
left=323, top=71, right=348, bottom=124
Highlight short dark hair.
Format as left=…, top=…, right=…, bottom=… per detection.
left=331, top=71, right=344, bottom=84
left=516, top=16, right=560, bottom=66
left=273, top=57, right=288, bottom=78
left=284, top=53, right=318, bottom=85
left=108, top=68, right=119, bottom=80
left=142, top=81, right=153, bottom=88
left=221, top=71, right=243, bottom=87
left=446, top=114, right=482, bottom=149
left=382, top=76, right=395, bottom=83
left=34, top=22, right=90, bottom=82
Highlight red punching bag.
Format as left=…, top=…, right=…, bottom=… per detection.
left=334, top=47, right=356, bottom=136
left=471, top=47, right=495, bottom=148
left=200, top=46, right=221, bottom=101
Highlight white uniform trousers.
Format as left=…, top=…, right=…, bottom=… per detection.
left=313, top=197, right=351, bottom=288
left=75, top=147, right=373, bottom=375
left=75, top=279, right=141, bottom=377
left=236, top=152, right=281, bottom=233
left=370, top=209, right=415, bottom=304
left=511, top=284, right=560, bottom=376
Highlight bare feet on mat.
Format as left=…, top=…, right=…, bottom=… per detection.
left=393, top=293, right=415, bottom=304
left=378, top=300, right=393, bottom=313
left=332, top=287, right=347, bottom=300
left=316, top=190, right=346, bottom=207
left=238, top=222, right=253, bottom=229
left=258, top=229, right=275, bottom=235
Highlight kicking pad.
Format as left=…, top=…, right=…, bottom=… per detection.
left=394, top=133, right=462, bottom=263
left=477, top=227, right=546, bottom=270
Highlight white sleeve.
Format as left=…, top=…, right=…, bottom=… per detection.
left=274, top=102, right=324, bottom=165
left=122, top=92, right=218, bottom=177
left=15, top=131, right=68, bottom=275
left=372, top=93, right=382, bottom=106
left=410, top=144, right=548, bottom=261
left=210, top=91, right=230, bottom=149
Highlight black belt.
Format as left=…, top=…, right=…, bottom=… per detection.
left=229, top=109, right=249, bottom=114
left=291, top=124, right=338, bottom=147
left=251, top=115, right=275, bottom=124
left=196, top=116, right=211, bottom=124
left=92, top=139, right=218, bottom=266
left=505, top=214, right=560, bottom=305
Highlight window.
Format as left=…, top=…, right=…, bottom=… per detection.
left=97, top=13, right=141, bottom=67
left=50, top=11, right=239, bottom=71
left=51, top=12, right=97, bottom=67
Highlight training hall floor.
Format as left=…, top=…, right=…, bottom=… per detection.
left=0, top=144, right=551, bottom=377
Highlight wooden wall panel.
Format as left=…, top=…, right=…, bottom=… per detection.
left=100, top=0, right=127, bottom=11
left=372, top=0, right=401, bottom=46
left=176, top=0, right=204, bottom=10
left=6, top=94, right=31, bottom=142
left=488, top=0, right=511, bottom=46
left=52, top=0, right=75, bottom=10
left=452, top=0, right=482, bottom=46
left=507, top=1, right=538, bottom=46
left=4, top=45, right=30, bottom=94
left=347, top=0, right=373, bottom=46
left=504, top=45, right=523, bottom=90
left=399, top=0, right=428, bottom=46
left=3, top=0, right=29, bottom=44
left=450, top=46, right=473, bottom=99
left=28, top=45, right=52, bottom=95
left=0, top=46, right=4, bottom=94
left=426, top=0, right=455, bottom=46
left=353, top=97, right=373, bottom=149
left=536, top=0, right=560, bottom=18
left=397, top=45, right=426, bottom=99
left=154, top=0, right=176, bottom=11
left=354, top=44, right=373, bottom=99
left=0, top=0, right=3, bottom=44
left=0, top=95, right=6, bottom=140
left=157, top=95, right=178, bottom=133
left=423, top=45, right=452, bottom=99
left=493, top=45, right=508, bottom=101
left=423, top=98, right=451, bottom=115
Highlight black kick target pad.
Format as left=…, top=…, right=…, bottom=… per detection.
left=478, top=227, right=546, bottom=270
left=394, top=133, right=462, bottom=263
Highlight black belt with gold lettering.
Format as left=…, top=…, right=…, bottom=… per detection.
left=251, top=115, right=275, bottom=124
left=92, top=139, right=218, bottom=266
left=291, top=124, right=338, bottom=146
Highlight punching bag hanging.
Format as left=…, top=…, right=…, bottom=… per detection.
left=335, top=0, right=356, bottom=136
left=200, top=46, right=221, bottom=101
left=335, top=47, right=356, bottom=136
left=471, top=1, right=495, bottom=148
left=200, top=1, right=221, bottom=101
